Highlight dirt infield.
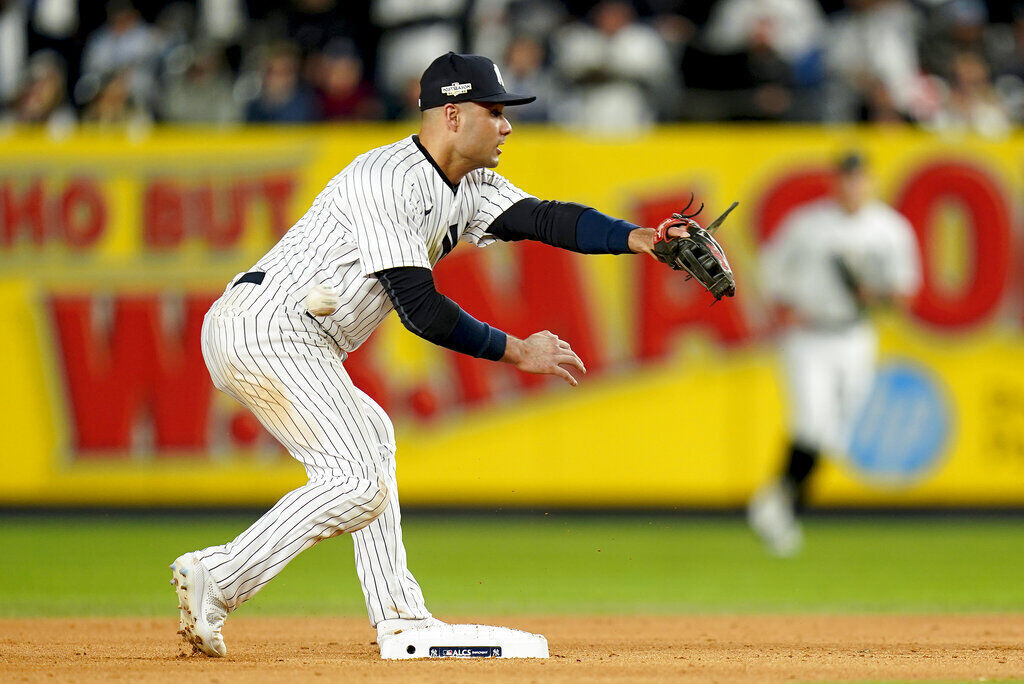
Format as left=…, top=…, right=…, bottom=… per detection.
left=1, top=615, right=1021, bottom=682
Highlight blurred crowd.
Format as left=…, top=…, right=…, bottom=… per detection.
left=0, top=0, right=1020, bottom=137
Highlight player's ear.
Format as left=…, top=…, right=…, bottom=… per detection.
left=444, top=103, right=460, bottom=131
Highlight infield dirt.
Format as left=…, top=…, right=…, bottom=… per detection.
left=1, top=615, right=1021, bottom=682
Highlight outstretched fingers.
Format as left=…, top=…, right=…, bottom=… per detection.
left=553, top=350, right=586, bottom=386
left=554, top=365, right=578, bottom=386
left=558, top=350, right=586, bottom=374
left=516, top=330, right=588, bottom=386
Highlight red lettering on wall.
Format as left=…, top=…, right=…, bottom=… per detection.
left=143, top=181, right=186, bottom=248
left=1, top=177, right=108, bottom=247
left=195, top=182, right=250, bottom=249
left=754, top=169, right=832, bottom=243
left=60, top=179, right=106, bottom=248
left=636, top=258, right=750, bottom=359
left=262, top=175, right=297, bottom=237
left=1, top=179, right=46, bottom=245
left=142, top=172, right=297, bottom=248
left=52, top=294, right=216, bottom=455
left=634, top=193, right=750, bottom=359
left=896, top=162, right=1012, bottom=328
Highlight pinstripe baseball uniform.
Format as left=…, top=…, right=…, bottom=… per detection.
left=194, top=135, right=534, bottom=624
left=748, top=169, right=921, bottom=557
left=173, top=51, right=644, bottom=660
left=760, top=197, right=921, bottom=455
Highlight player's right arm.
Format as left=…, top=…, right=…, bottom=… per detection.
left=759, top=210, right=811, bottom=329
left=375, top=266, right=585, bottom=386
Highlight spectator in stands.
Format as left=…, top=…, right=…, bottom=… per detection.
left=552, top=0, right=673, bottom=134
left=684, top=0, right=827, bottom=120
left=920, top=0, right=999, bottom=79
left=0, top=0, right=28, bottom=106
left=372, top=0, right=466, bottom=109
left=928, top=49, right=1011, bottom=138
left=311, top=38, right=381, bottom=121
left=468, top=0, right=567, bottom=61
left=285, top=0, right=369, bottom=57
left=5, top=49, right=75, bottom=132
left=80, top=0, right=162, bottom=107
left=989, top=3, right=1024, bottom=81
left=825, top=0, right=924, bottom=123
left=81, top=68, right=151, bottom=129
left=245, top=42, right=318, bottom=123
left=389, top=74, right=422, bottom=121
left=198, top=0, right=244, bottom=44
left=703, top=0, right=825, bottom=65
left=500, top=35, right=557, bottom=122
left=23, top=0, right=80, bottom=98
left=160, top=44, right=241, bottom=125
left=984, top=3, right=1024, bottom=122
left=154, top=3, right=198, bottom=69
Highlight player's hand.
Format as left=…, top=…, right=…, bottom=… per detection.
left=503, top=330, right=587, bottom=386
left=628, top=225, right=690, bottom=258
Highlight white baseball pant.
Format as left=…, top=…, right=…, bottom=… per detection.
left=780, top=322, right=877, bottom=457
left=194, top=300, right=431, bottom=625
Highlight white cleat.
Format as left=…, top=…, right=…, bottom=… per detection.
left=377, top=619, right=549, bottom=660
left=170, top=553, right=229, bottom=657
left=377, top=617, right=447, bottom=640
left=748, top=481, right=804, bottom=557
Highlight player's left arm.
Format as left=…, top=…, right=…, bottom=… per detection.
left=467, top=171, right=686, bottom=257
left=484, top=198, right=687, bottom=256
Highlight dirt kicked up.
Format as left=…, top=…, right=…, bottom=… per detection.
left=1, top=615, right=1021, bottom=683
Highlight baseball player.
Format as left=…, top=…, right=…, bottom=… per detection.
left=748, top=152, right=921, bottom=556
left=169, top=52, right=694, bottom=659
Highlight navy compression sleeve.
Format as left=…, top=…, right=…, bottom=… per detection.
left=486, top=198, right=635, bottom=254
left=376, top=267, right=507, bottom=361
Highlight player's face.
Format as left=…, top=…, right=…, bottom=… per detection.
left=456, top=102, right=512, bottom=169
left=836, top=169, right=872, bottom=213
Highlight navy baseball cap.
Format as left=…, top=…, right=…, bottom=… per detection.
left=837, top=151, right=866, bottom=174
left=419, top=52, right=535, bottom=111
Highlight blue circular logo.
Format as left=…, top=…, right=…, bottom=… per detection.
left=847, top=362, right=951, bottom=484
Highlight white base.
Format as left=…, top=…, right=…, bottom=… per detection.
left=378, top=624, right=549, bottom=659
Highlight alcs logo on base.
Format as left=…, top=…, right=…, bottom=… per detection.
left=429, top=646, right=502, bottom=657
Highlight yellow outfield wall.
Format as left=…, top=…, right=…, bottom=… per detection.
left=0, top=124, right=1021, bottom=507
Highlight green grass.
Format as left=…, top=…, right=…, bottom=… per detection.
left=1, top=514, right=1022, bottom=617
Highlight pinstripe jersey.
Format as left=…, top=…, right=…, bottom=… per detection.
left=233, top=135, right=532, bottom=354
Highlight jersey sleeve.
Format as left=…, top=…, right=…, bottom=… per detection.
left=341, top=168, right=431, bottom=275
left=462, top=169, right=536, bottom=248
left=883, top=211, right=922, bottom=297
left=759, top=211, right=808, bottom=306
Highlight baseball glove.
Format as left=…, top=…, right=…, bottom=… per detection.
left=652, top=196, right=739, bottom=302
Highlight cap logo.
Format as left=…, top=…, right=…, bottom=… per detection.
left=493, top=64, right=505, bottom=87
left=441, top=82, right=472, bottom=97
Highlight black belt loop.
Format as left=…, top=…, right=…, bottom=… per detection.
left=232, top=271, right=265, bottom=288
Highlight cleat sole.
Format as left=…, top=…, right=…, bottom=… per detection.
left=170, top=554, right=226, bottom=658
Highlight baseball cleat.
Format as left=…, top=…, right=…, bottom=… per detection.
left=377, top=616, right=446, bottom=639
left=748, top=481, right=803, bottom=557
left=170, top=553, right=229, bottom=657
left=377, top=620, right=548, bottom=659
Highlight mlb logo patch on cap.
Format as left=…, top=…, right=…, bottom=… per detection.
left=441, top=82, right=473, bottom=97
